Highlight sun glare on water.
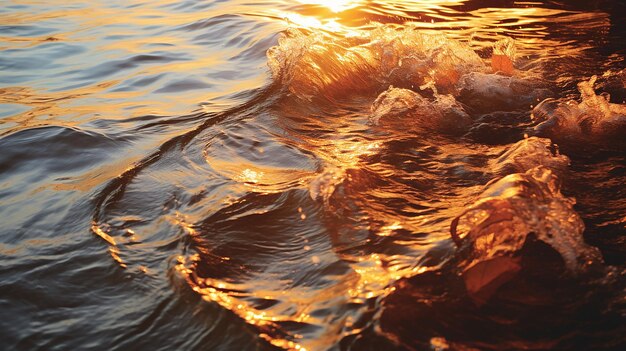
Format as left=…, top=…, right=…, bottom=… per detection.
left=296, top=0, right=362, bottom=13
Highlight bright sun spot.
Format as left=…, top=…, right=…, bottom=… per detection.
left=281, top=12, right=344, bottom=32
left=296, top=0, right=362, bottom=13
left=238, top=168, right=264, bottom=184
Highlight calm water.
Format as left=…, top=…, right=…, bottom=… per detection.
left=1, top=1, right=625, bottom=350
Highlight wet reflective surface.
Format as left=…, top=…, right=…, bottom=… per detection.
left=1, top=1, right=625, bottom=350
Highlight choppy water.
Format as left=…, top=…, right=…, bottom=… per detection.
left=1, top=1, right=625, bottom=350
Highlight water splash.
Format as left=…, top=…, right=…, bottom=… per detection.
left=267, top=25, right=486, bottom=101
left=532, top=75, right=626, bottom=142
left=493, top=136, right=570, bottom=178
left=491, top=37, right=516, bottom=76
left=451, top=166, right=603, bottom=303
left=457, top=72, right=551, bottom=112
left=369, top=86, right=470, bottom=134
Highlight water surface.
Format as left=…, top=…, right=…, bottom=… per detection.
left=1, top=1, right=625, bottom=350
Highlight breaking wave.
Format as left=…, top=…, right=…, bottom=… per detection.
left=89, top=23, right=625, bottom=351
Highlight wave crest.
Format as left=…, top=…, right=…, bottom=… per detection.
left=267, top=25, right=486, bottom=101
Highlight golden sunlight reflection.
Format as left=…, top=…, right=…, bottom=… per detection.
left=327, top=140, right=381, bottom=168
left=7, top=0, right=620, bottom=350
left=91, top=222, right=128, bottom=268
left=296, top=0, right=363, bottom=13
left=266, top=0, right=609, bottom=67
left=237, top=168, right=265, bottom=184
left=377, top=221, right=403, bottom=237
left=274, top=11, right=349, bottom=33
left=175, top=254, right=312, bottom=351
left=347, top=254, right=400, bottom=303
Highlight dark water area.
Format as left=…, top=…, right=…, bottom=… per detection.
left=1, top=1, right=625, bottom=350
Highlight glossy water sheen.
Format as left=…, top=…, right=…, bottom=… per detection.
left=1, top=1, right=625, bottom=350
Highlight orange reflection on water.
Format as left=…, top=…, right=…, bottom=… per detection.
left=1, top=0, right=612, bottom=138
left=279, top=12, right=346, bottom=33
left=271, top=0, right=610, bottom=67
left=175, top=254, right=312, bottom=351
left=296, top=0, right=363, bottom=13
left=347, top=253, right=400, bottom=303
left=2, top=1, right=620, bottom=350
